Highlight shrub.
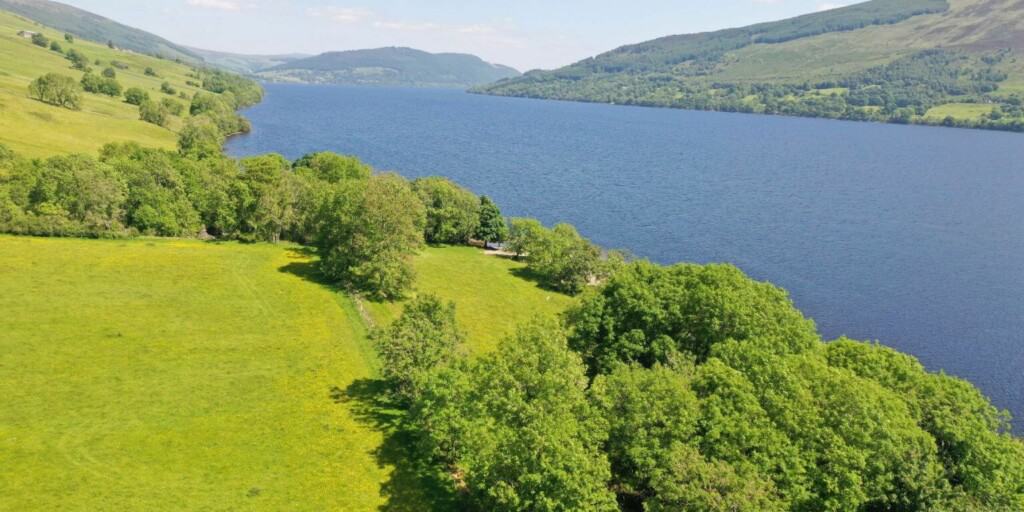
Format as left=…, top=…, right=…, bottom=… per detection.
left=101, top=67, right=116, bottom=79
left=160, top=98, right=185, bottom=117
left=160, top=82, right=176, bottom=95
left=123, top=87, right=149, bottom=106
left=144, top=67, right=158, bottom=77
left=48, top=41, right=63, bottom=53
left=31, top=33, right=49, bottom=48
left=81, top=73, right=122, bottom=97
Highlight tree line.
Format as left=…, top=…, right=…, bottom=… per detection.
left=376, top=262, right=1024, bottom=511
left=0, top=134, right=610, bottom=299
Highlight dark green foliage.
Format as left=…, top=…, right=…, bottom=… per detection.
left=138, top=100, right=169, bottom=127
left=111, top=60, right=128, bottom=70
left=64, top=48, right=89, bottom=71
left=160, top=82, right=176, bottom=95
left=123, top=87, right=149, bottom=106
left=144, top=67, right=158, bottom=77
left=101, top=67, right=116, bottom=79
left=48, top=40, right=62, bottom=53
left=475, top=195, right=507, bottom=245
left=413, top=177, right=480, bottom=244
left=312, top=173, right=426, bottom=299
left=507, top=218, right=602, bottom=294
left=646, top=443, right=785, bottom=512
left=63, top=33, right=73, bottom=43
left=30, top=32, right=49, bottom=48
left=292, top=152, right=371, bottom=183
left=80, top=73, right=122, bottom=97
left=566, top=261, right=819, bottom=374
left=414, top=320, right=618, bottom=511
left=28, top=73, right=81, bottom=110
left=372, top=294, right=463, bottom=401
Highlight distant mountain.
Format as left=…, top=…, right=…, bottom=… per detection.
left=259, top=47, right=520, bottom=88
left=0, top=0, right=201, bottom=63
left=187, top=47, right=310, bottom=75
left=479, top=0, right=1024, bottom=131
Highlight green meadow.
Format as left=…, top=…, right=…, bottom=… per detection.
left=0, top=11, right=205, bottom=157
left=0, top=236, right=570, bottom=510
left=364, top=245, right=575, bottom=354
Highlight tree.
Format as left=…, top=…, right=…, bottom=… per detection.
left=28, top=73, right=82, bottom=110
left=48, top=40, right=62, bottom=53
left=646, top=444, right=785, bottom=512
left=64, top=33, right=74, bottom=43
left=506, top=217, right=546, bottom=258
left=313, top=173, right=425, bottom=299
left=178, top=118, right=224, bottom=159
left=566, top=261, right=820, bottom=374
left=161, top=82, right=176, bottom=95
left=590, top=364, right=700, bottom=505
left=124, top=87, right=149, bottom=106
left=138, top=100, right=169, bottom=127
left=292, top=152, right=371, bottom=183
left=413, top=176, right=480, bottom=244
left=144, top=67, right=158, bottom=77
left=415, top=320, right=618, bottom=511
left=107, top=40, right=115, bottom=49
left=31, top=32, right=49, bottom=48
left=372, top=294, right=463, bottom=402
left=65, top=49, right=89, bottom=71
left=101, top=67, right=116, bottom=79
left=81, top=73, right=122, bottom=97
left=475, top=195, right=507, bottom=245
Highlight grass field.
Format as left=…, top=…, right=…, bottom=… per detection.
left=0, top=237, right=571, bottom=510
left=923, top=102, right=996, bottom=121
left=364, top=246, right=575, bottom=354
left=0, top=10, right=206, bottom=157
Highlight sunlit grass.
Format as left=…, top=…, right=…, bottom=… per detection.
left=0, top=236, right=390, bottom=511
left=364, top=245, right=576, bottom=354
left=0, top=11, right=205, bottom=158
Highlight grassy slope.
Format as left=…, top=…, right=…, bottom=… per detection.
left=0, top=236, right=391, bottom=510
left=0, top=237, right=571, bottom=510
left=0, top=10, right=205, bottom=157
left=366, top=246, right=575, bottom=354
left=484, top=0, right=1024, bottom=124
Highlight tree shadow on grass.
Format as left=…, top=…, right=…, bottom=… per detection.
left=509, top=266, right=562, bottom=294
left=335, top=380, right=461, bottom=511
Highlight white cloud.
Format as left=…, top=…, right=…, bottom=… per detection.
left=185, top=0, right=241, bottom=11
left=817, top=2, right=849, bottom=11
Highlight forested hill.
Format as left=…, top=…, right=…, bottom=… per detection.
left=0, top=0, right=201, bottom=63
left=478, top=0, right=1024, bottom=131
left=258, top=47, right=520, bottom=88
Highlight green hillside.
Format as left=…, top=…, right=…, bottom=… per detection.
left=0, top=236, right=572, bottom=510
left=0, top=0, right=200, bottom=62
left=259, top=47, right=520, bottom=88
left=479, top=0, right=1024, bottom=131
left=0, top=9, right=253, bottom=157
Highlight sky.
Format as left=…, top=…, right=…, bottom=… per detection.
left=60, top=0, right=857, bottom=71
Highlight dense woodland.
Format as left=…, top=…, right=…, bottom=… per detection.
left=2, top=119, right=1022, bottom=510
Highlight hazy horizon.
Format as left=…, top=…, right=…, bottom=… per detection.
left=57, top=0, right=858, bottom=71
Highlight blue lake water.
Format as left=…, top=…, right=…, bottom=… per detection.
left=228, top=83, right=1024, bottom=430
